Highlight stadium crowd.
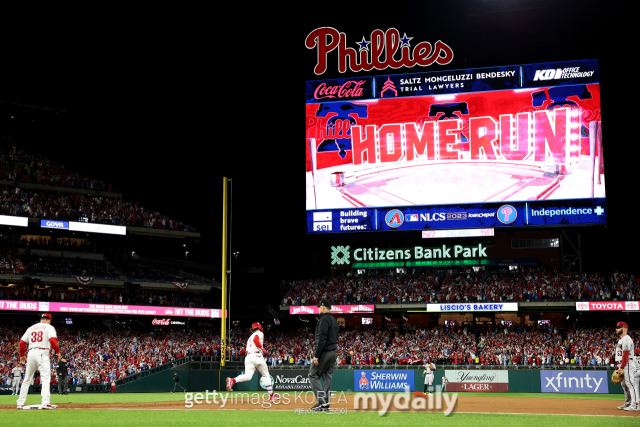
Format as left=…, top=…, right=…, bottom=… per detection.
left=0, top=325, right=216, bottom=387
left=0, top=322, right=622, bottom=388
left=0, top=186, right=194, bottom=231
left=1, top=145, right=113, bottom=192
left=281, top=268, right=640, bottom=305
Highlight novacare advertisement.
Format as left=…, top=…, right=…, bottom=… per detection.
left=267, top=371, right=311, bottom=391
left=540, top=371, right=608, bottom=394
left=355, top=370, right=414, bottom=392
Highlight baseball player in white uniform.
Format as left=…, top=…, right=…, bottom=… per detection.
left=11, top=365, right=24, bottom=395
left=632, top=348, right=640, bottom=410
left=226, top=322, right=279, bottom=402
left=614, top=321, right=638, bottom=411
left=422, top=360, right=435, bottom=394
left=16, top=313, right=62, bottom=410
left=441, top=373, right=449, bottom=392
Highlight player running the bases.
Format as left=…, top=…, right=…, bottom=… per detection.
left=226, top=322, right=279, bottom=402
left=16, top=313, right=62, bottom=409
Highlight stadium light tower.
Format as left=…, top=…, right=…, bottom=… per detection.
left=233, top=251, right=240, bottom=267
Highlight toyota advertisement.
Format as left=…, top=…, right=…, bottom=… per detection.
left=306, top=59, right=605, bottom=234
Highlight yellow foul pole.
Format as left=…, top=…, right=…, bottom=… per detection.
left=221, top=177, right=228, bottom=369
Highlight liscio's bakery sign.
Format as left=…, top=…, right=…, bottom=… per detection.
left=306, top=27, right=454, bottom=75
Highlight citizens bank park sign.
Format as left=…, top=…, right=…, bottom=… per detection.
left=576, top=301, right=639, bottom=311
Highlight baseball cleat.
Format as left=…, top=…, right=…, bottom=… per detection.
left=624, top=406, right=640, bottom=411
left=618, top=404, right=629, bottom=410
left=269, top=393, right=280, bottom=402
left=42, top=404, right=57, bottom=409
left=16, top=405, right=23, bottom=409
left=226, top=377, right=235, bottom=392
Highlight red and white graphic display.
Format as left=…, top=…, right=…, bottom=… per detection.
left=306, top=86, right=604, bottom=209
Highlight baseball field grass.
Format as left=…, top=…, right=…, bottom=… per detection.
left=0, top=392, right=637, bottom=427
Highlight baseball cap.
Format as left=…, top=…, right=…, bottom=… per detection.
left=318, top=299, right=332, bottom=309
left=617, top=321, right=628, bottom=329
left=41, top=313, right=52, bottom=320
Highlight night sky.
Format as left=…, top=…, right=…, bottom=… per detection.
left=1, top=2, right=631, bottom=291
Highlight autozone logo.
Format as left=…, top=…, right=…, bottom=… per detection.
left=533, top=67, right=595, bottom=81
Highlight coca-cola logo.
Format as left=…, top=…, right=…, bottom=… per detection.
left=152, top=318, right=171, bottom=325
left=313, top=80, right=365, bottom=100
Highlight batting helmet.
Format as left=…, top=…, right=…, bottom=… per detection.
left=251, top=322, right=263, bottom=332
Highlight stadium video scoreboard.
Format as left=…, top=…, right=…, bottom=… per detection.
left=306, top=59, right=605, bottom=234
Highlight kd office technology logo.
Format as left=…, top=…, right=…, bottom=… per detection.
left=497, top=205, right=516, bottom=224
left=331, top=246, right=350, bottom=265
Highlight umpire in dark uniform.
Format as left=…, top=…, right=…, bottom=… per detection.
left=56, top=357, right=69, bottom=395
left=309, top=299, right=338, bottom=411
left=172, top=372, right=186, bottom=393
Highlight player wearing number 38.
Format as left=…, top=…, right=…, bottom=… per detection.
left=16, top=313, right=63, bottom=410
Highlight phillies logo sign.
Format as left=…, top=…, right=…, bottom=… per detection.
left=305, top=27, right=454, bottom=75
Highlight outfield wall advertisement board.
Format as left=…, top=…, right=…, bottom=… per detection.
left=540, top=371, right=608, bottom=394
left=306, top=59, right=605, bottom=234
left=446, top=370, right=509, bottom=392
left=355, top=370, right=414, bottom=392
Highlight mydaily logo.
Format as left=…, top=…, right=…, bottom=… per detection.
left=540, top=371, right=608, bottom=394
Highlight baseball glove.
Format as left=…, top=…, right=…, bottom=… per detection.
left=612, top=370, right=624, bottom=384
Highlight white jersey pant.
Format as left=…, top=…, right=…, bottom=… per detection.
left=424, top=373, right=434, bottom=385
left=235, top=353, right=270, bottom=384
left=633, top=368, right=640, bottom=404
left=12, top=378, right=21, bottom=393
left=17, top=349, right=52, bottom=406
left=621, top=364, right=639, bottom=408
